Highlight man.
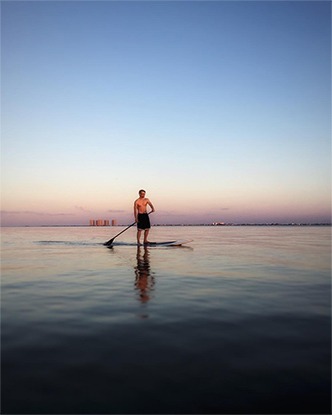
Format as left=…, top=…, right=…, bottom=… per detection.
left=134, top=189, right=155, bottom=245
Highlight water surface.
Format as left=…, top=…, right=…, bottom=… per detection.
left=1, top=226, right=331, bottom=413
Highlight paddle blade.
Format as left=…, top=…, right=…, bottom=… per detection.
left=103, top=238, right=114, bottom=246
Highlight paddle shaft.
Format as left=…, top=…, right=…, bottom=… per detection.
left=104, top=212, right=152, bottom=246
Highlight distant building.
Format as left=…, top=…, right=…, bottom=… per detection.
left=89, top=219, right=110, bottom=226
left=112, top=219, right=117, bottom=226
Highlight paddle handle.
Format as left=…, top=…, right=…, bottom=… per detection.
left=113, top=221, right=136, bottom=240
left=104, top=211, right=153, bottom=246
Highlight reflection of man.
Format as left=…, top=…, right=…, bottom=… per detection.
left=135, top=246, right=155, bottom=304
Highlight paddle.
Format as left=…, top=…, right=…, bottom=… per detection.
left=103, top=212, right=152, bottom=246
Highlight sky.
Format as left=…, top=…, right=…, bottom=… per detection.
left=1, top=0, right=331, bottom=226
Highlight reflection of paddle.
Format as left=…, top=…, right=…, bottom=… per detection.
left=103, top=212, right=152, bottom=246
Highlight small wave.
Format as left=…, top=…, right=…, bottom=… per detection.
left=35, top=240, right=102, bottom=247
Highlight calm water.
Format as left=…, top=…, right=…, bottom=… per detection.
left=1, top=226, right=331, bottom=414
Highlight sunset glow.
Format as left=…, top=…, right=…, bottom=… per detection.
left=1, top=1, right=331, bottom=226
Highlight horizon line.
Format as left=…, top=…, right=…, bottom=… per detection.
left=1, top=223, right=331, bottom=228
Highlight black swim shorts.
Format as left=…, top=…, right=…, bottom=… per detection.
left=137, top=213, right=151, bottom=230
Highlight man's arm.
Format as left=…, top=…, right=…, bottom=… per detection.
left=134, top=200, right=138, bottom=222
left=147, top=199, right=155, bottom=213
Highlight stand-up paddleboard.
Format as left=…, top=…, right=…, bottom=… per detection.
left=106, top=240, right=192, bottom=247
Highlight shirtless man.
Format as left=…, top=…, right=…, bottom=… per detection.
left=134, top=189, right=155, bottom=245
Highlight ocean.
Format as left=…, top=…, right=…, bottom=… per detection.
left=1, top=225, right=331, bottom=414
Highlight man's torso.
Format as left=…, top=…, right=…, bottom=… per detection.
left=135, top=198, right=149, bottom=214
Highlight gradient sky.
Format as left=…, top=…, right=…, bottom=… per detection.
left=1, top=0, right=331, bottom=225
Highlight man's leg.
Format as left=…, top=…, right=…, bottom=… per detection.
left=137, top=229, right=142, bottom=245
left=143, top=229, right=150, bottom=244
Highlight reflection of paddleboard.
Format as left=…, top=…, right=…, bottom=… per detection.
left=108, top=240, right=193, bottom=247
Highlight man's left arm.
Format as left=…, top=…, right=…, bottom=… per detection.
left=148, top=199, right=155, bottom=213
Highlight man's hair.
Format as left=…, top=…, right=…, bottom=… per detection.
left=139, top=189, right=146, bottom=194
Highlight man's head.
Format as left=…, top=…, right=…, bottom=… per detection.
left=139, top=189, right=146, bottom=197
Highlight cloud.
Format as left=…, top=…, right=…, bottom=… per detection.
left=157, top=210, right=187, bottom=216
left=107, top=209, right=125, bottom=213
left=75, top=205, right=92, bottom=213
left=48, top=213, right=75, bottom=216
left=1, top=210, right=74, bottom=216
